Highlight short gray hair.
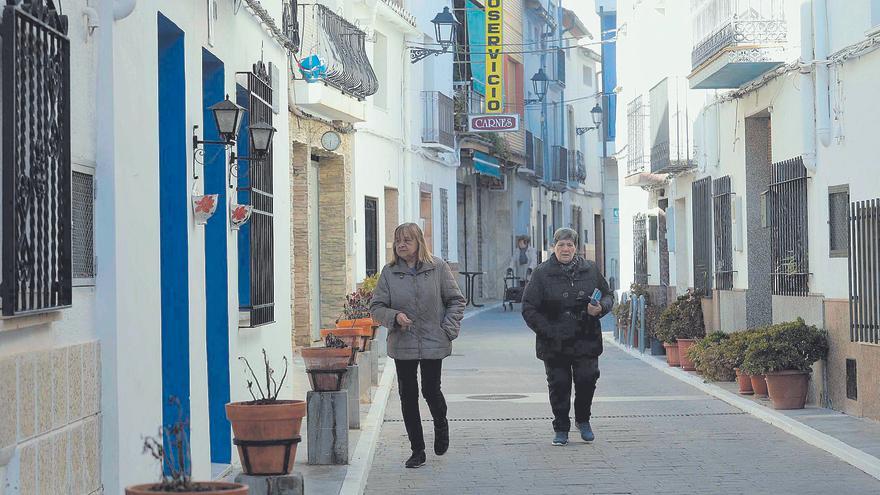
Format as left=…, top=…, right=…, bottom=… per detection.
left=553, top=228, right=578, bottom=246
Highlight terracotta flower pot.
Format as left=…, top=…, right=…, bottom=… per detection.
left=765, top=370, right=811, bottom=410
left=226, top=400, right=306, bottom=476
left=320, top=328, right=364, bottom=353
left=750, top=374, right=769, bottom=398
left=735, top=368, right=754, bottom=395
left=337, top=318, right=374, bottom=330
left=663, top=342, right=680, bottom=367
left=302, top=347, right=353, bottom=391
left=677, top=339, right=697, bottom=371
left=125, top=482, right=247, bottom=494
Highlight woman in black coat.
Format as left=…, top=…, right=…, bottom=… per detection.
left=521, top=228, right=613, bottom=446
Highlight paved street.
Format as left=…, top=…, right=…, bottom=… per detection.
left=365, top=308, right=880, bottom=495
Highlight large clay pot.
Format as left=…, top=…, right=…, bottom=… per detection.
left=677, top=339, right=697, bottom=371
left=750, top=374, right=769, bottom=398
left=765, top=370, right=811, bottom=410
left=302, top=347, right=353, bottom=391
left=663, top=342, right=680, bottom=367
left=126, top=482, right=247, bottom=494
left=735, top=368, right=754, bottom=395
left=226, top=400, right=306, bottom=476
left=320, top=328, right=365, bottom=352
left=336, top=318, right=374, bottom=330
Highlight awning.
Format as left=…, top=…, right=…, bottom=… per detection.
left=473, top=151, right=501, bottom=178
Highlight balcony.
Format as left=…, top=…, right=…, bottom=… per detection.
left=689, top=0, right=788, bottom=89
left=453, top=81, right=484, bottom=133
left=422, top=91, right=455, bottom=151
left=624, top=96, right=666, bottom=188
left=649, top=77, right=695, bottom=174
left=292, top=4, right=378, bottom=122
left=550, top=145, right=569, bottom=185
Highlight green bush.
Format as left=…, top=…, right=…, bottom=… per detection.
left=655, top=290, right=705, bottom=343
left=740, top=319, right=829, bottom=375
left=611, top=299, right=631, bottom=328
left=687, top=332, right=735, bottom=381
left=644, top=304, right=664, bottom=341
left=719, top=328, right=761, bottom=371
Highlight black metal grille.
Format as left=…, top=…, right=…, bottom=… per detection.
left=240, top=62, right=275, bottom=327
left=829, top=185, right=849, bottom=258
left=422, top=91, right=454, bottom=149
left=1, top=0, right=72, bottom=316
left=633, top=214, right=648, bottom=285
left=692, top=176, right=713, bottom=296
left=364, top=198, right=378, bottom=276
left=534, top=135, right=544, bottom=179
left=575, top=151, right=586, bottom=184
left=769, top=157, right=809, bottom=296
left=713, top=176, right=733, bottom=290
left=849, top=198, right=880, bottom=343
left=626, top=96, right=648, bottom=175
left=72, top=171, right=94, bottom=280
left=551, top=146, right=568, bottom=183
left=846, top=358, right=858, bottom=400
left=297, top=4, right=378, bottom=100
left=525, top=130, right=534, bottom=172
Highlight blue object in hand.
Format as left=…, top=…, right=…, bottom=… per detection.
left=590, top=288, right=602, bottom=306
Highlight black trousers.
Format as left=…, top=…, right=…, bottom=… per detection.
left=543, top=356, right=600, bottom=432
left=395, top=359, right=448, bottom=452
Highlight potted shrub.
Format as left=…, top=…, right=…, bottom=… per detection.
left=686, top=332, right=735, bottom=381
left=226, top=350, right=306, bottom=476
left=655, top=304, right=680, bottom=367
left=127, top=398, right=247, bottom=494
left=337, top=275, right=380, bottom=334
left=720, top=329, right=760, bottom=395
left=741, top=319, right=828, bottom=409
left=644, top=305, right=666, bottom=356
left=611, top=298, right=631, bottom=341
left=302, top=333, right=354, bottom=391
left=668, top=291, right=705, bottom=371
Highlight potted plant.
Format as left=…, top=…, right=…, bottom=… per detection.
left=655, top=304, right=680, bottom=367
left=667, top=291, right=706, bottom=371
left=719, top=329, right=760, bottom=395
left=127, top=398, right=247, bottom=494
left=302, top=333, right=354, bottom=391
left=644, top=304, right=666, bottom=356
left=741, top=319, right=828, bottom=409
left=686, top=332, right=735, bottom=381
left=226, top=350, right=306, bottom=476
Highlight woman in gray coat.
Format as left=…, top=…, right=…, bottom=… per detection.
left=370, top=222, right=466, bottom=468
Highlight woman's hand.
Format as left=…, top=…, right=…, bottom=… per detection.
left=587, top=302, right=602, bottom=317
left=396, top=312, right=413, bottom=328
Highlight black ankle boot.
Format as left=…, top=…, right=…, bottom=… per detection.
left=434, top=419, right=449, bottom=455
left=405, top=450, right=426, bottom=468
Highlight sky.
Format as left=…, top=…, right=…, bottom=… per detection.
left=567, top=0, right=603, bottom=43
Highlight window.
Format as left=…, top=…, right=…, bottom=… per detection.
left=419, top=186, right=433, bottom=251
left=829, top=185, right=849, bottom=258
left=583, top=65, right=593, bottom=86
left=440, top=188, right=449, bottom=260
left=364, top=198, right=378, bottom=276
left=768, top=157, right=809, bottom=296
left=849, top=197, right=880, bottom=343
left=373, top=31, right=388, bottom=109
left=626, top=96, right=648, bottom=175
left=72, top=170, right=95, bottom=285
left=504, top=57, right=523, bottom=116
left=692, top=176, right=713, bottom=296
left=237, top=62, right=275, bottom=327
left=713, top=176, right=733, bottom=290
left=1, top=1, right=72, bottom=315
left=633, top=214, right=648, bottom=285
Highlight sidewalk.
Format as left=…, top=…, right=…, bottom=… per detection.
left=364, top=308, right=880, bottom=494
left=608, top=334, right=880, bottom=479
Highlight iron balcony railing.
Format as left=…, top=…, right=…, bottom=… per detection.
left=453, top=81, right=484, bottom=132
left=691, top=0, right=787, bottom=69
left=626, top=96, right=649, bottom=175
left=298, top=3, right=378, bottom=100
left=422, top=91, right=455, bottom=150
left=649, top=77, right=695, bottom=174
left=551, top=146, right=569, bottom=184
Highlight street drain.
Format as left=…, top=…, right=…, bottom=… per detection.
left=384, top=412, right=746, bottom=423
left=466, top=394, right=528, bottom=401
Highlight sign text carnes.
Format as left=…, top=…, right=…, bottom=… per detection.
left=485, top=0, right=503, bottom=113
left=468, top=114, right=520, bottom=132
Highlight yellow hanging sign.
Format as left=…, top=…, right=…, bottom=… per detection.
left=485, top=0, right=503, bottom=113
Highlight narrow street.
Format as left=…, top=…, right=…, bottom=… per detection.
left=365, top=308, right=880, bottom=495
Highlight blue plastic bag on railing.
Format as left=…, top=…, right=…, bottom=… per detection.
left=298, top=54, right=327, bottom=83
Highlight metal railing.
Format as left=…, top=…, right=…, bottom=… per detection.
left=633, top=214, right=648, bottom=286
left=849, top=198, right=880, bottom=344
left=422, top=91, right=454, bottom=149
left=626, top=96, right=648, bottom=175
left=551, top=146, right=569, bottom=183
left=713, top=176, right=734, bottom=290
left=453, top=81, right=484, bottom=132
left=693, top=176, right=714, bottom=297
left=769, top=157, right=809, bottom=297
left=298, top=3, right=378, bottom=100
left=691, top=0, right=787, bottom=69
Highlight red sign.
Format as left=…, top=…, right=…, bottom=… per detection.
left=468, top=114, right=520, bottom=132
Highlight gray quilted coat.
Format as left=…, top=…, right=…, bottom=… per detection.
left=370, top=256, right=466, bottom=360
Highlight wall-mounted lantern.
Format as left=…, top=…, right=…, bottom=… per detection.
left=410, top=7, right=461, bottom=63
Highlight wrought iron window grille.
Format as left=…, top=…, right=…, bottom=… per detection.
left=713, top=176, right=734, bottom=290
left=848, top=198, right=880, bottom=344
left=692, top=176, right=714, bottom=297
left=768, top=156, right=810, bottom=296
left=1, top=0, right=73, bottom=316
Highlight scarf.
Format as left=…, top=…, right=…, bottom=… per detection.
left=556, top=254, right=584, bottom=285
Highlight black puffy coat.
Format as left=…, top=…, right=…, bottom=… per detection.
left=521, top=254, right=614, bottom=361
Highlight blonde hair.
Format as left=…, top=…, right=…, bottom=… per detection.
left=390, top=222, right=434, bottom=266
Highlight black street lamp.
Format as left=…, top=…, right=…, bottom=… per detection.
left=229, top=120, right=277, bottom=188
left=410, top=7, right=461, bottom=63
left=576, top=103, right=604, bottom=135
left=192, top=95, right=247, bottom=179
left=525, top=68, right=550, bottom=104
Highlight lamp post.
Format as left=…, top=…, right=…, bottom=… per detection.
left=410, top=7, right=460, bottom=63
left=575, top=103, right=603, bottom=135
left=525, top=68, right=550, bottom=104
left=192, top=95, right=247, bottom=179
left=229, top=120, right=277, bottom=188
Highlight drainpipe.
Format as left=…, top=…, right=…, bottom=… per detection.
left=113, top=0, right=136, bottom=21
left=813, top=0, right=832, bottom=148
left=800, top=2, right=817, bottom=171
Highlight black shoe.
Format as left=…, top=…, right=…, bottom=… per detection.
left=435, top=420, right=449, bottom=456
left=405, top=450, right=426, bottom=468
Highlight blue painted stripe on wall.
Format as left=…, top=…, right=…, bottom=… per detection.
left=600, top=12, right=617, bottom=141
left=157, top=12, right=191, bottom=465
left=235, top=85, right=251, bottom=309
left=202, top=48, right=232, bottom=464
